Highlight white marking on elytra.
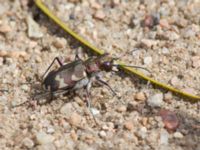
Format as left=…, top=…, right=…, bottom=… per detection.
left=71, top=71, right=87, bottom=81
left=55, top=75, right=68, bottom=88
left=43, top=84, right=51, bottom=91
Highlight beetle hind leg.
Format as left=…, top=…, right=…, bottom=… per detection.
left=42, top=57, right=64, bottom=79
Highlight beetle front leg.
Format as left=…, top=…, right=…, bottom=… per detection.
left=85, top=79, right=98, bottom=125
left=95, top=76, right=117, bottom=96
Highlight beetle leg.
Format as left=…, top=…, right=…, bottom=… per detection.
left=95, top=77, right=125, bottom=104
left=95, top=76, right=117, bottom=96
left=85, top=80, right=98, bottom=125
left=74, top=49, right=82, bottom=61
left=42, top=57, right=64, bottom=79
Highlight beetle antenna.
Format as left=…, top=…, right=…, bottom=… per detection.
left=114, top=64, right=152, bottom=74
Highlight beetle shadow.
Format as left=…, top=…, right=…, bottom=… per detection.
left=29, top=81, right=82, bottom=106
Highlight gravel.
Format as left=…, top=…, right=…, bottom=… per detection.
left=0, top=0, right=199, bottom=149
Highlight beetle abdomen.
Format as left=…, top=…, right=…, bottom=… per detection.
left=43, top=71, right=60, bottom=91
left=43, top=61, right=88, bottom=92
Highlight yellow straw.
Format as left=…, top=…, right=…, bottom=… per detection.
left=34, top=0, right=200, bottom=102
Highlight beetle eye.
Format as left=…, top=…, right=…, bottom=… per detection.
left=102, top=61, right=112, bottom=71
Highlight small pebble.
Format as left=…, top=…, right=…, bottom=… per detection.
left=164, top=92, right=173, bottom=103
left=162, top=47, right=169, bottom=54
left=173, top=132, right=183, bottom=138
left=141, top=117, right=148, bottom=126
left=37, top=143, right=56, bottom=150
left=182, top=88, right=196, bottom=95
left=143, top=15, right=159, bottom=28
left=94, top=10, right=106, bottom=20
left=69, top=113, right=82, bottom=126
left=116, top=105, right=127, bottom=112
left=111, top=0, right=120, bottom=7
left=134, top=92, right=146, bottom=101
left=147, top=93, right=164, bottom=107
left=36, top=132, right=55, bottom=145
left=170, top=76, right=181, bottom=87
left=99, top=130, right=107, bottom=138
left=52, top=38, right=65, bottom=49
left=141, top=39, right=157, bottom=48
left=21, top=84, right=29, bottom=92
left=159, top=109, right=179, bottom=132
left=22, top=137, right=34, bottom=149
left=0, top=50, right=28, bottom=59
left=90, top=1, right=101, bottom=9
left=159, top=18, right=170, bottom=29
left=136, top=127, right=147, bottom=139
left=143, top=56, right=152, bottom=65
left=191, top=56, right=200, bottom=68
left=159, top=129, right=169, bottom=145
left=166, top=31, right=180, bottom=40
left=70, top=130, right=78, bottom=141
left=175, top=18, right=188, bottom=27
left=27, top=16, right=43, bottom=38
left=102, top=124, right=109, bottom=131
left=47, top=127, right=55, bottom=134
left=124, top=121, right=134, bottom=131
left=90, top=107, right=100, bottom=116
left=60, top=103, right=74, bottom=117
left=182, top=25, right=198, bottom=38
left=0, top=25, right=12, bottom=33
left=35, top=56, right=42, bottom=63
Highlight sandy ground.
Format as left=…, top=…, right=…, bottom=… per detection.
left=0, top=0, right=200, bottom=149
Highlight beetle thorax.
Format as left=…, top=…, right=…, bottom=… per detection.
left=86, top=62, right=100, bottom=73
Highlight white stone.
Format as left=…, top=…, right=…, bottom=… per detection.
left=60, top=103, right=73, bottom=118
left=137, top=127, right=147, bottom=139
left=27, top=16, right=43, bottom=38
left=36, top=131, right=55, bottom=145
left=99, top=130, right=107, bottom=138
left=160, top=129, right=169, bottom=145
left=173, top=132, right=184, bottom=138
left=147, top=93, right=164, bottom=107
left=143, top=56, right=152, bottom=65
left=91, top=107, right=100, bottom=116
left=22, top=137, right=34, bottom=148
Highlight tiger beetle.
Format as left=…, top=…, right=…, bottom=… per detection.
left=42, top=53, right=117, bottom=99
left=14, top=52, right=150, bottom=124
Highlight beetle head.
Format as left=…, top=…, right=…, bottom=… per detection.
left=98, top=53, right=117, bottom=71
left=85, top=53, right=119, bottom=74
